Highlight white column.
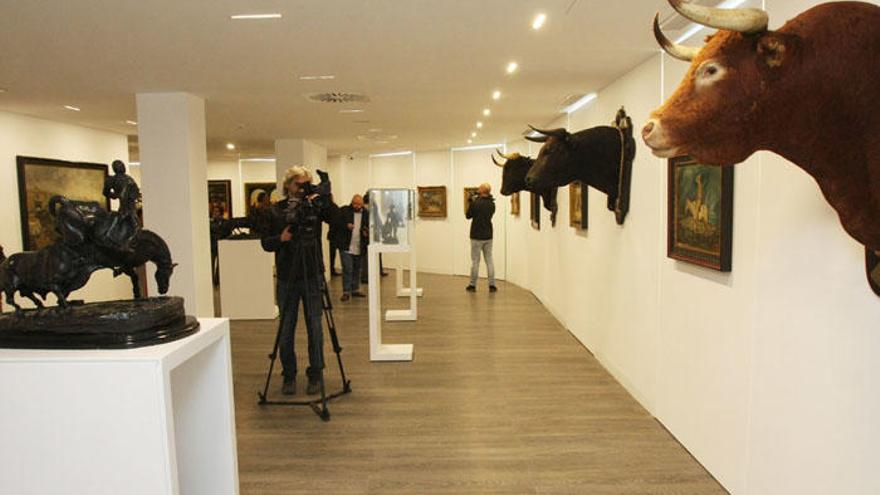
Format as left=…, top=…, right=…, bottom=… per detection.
left=274, top=139, right=327, bottom=190
left=136, top=92, right=213, bottom=317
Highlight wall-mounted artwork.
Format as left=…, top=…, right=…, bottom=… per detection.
left=667, top=156, right=733, bottom=271
left=208, top=180, right=232, bottom=219
left=868, top=249, right=880, bottom=296
left=244, top=182, right=279, bottom=216
left=16, top=156, right=108, bottom=251
left=417, top=186, right=447, bottom=218
left=510, top=192, right=521, bottom=216
left=463, top=187, right=479, bottom=216
left=569, top=181, right=588, bottom=230
left=530, top=192, right=541, bottom=230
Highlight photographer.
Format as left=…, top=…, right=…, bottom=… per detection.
left=465, top=183, right=497, bottom=293
left=261, top=166, right=337, bottom=396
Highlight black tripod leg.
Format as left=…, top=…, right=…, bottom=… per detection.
left=258, top=293, right=288, bottom=404
left=320, top=273, right=351, bottom=392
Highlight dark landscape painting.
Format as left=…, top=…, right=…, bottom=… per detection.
left=417, top=186, right=447, bottom=218
left=17, top=156, right=108, bottom=251
left=244, top=182, right=278, bottom=216
left=208, top=180, right=233, bottom=219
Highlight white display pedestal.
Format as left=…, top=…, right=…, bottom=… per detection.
left=368, top=244, right=413, bottom=361
left=395, top=261, right=423, bottom=298
left=383, top=246, right=418, bottom=322
left=0, top=318, right=239, bottom=495
left=219, top=239, right=276, bottom=319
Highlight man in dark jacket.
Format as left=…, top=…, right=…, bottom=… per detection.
left=325, top=195, right=344, bottom=276
left=261, top=166, right=337, bottom=396
left=337, top=194, right=369, bottom=301
left=465, top=183, right=497, bottom=292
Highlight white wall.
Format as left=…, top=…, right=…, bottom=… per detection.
left=0, top=111, right=131, bottom=309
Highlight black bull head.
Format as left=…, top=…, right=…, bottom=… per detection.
left=523, top=108, right=636, bottom=225
left=493, top=150, right=559, bottom=226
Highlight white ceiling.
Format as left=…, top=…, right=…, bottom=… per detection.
left=0, top=0, right=682, bottom=159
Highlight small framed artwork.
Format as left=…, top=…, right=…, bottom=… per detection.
left=244, top=182, right=278, bottom=216
left=463, top=187, right=479, bottom=216
left=667, top=155, right=733, bottom=271
left=530, top=192, right=541, bottom=230
left=510, top=192, right=521, bottom=216
left=16, top=156, right=108, bottom=251
left=417, top=186, right=447, bottom=218
left=569, top=181, right=588, bottom=229
left=208, top=179, right=233, bottom=219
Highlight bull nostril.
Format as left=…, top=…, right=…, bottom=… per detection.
left=642, top=121, right=655, bottom=139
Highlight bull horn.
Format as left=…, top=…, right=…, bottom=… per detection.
left=491, top=154, right=505, bottom=167
left=668, top=0, right=768, bottom=34
left=653, top=14, right=700, bottom=62
left=525, top=134, right=549, bottom=143
left=527, top=124, right=568, bottom=139
left=496, top=148, right=518, bottom=160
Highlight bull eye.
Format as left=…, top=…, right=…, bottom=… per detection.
left=695, top=60, right=725, bottom=87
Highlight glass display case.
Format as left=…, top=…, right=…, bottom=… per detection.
left=367, top=188, right=415, bottom=248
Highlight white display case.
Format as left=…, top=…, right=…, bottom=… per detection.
left=368, top=188, right=415, bottom=248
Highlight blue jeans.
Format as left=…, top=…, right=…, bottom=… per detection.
left=470, top=239, right=495, bottom=286
left=341, top=251, right=362, bottom=294
left=276, top=278, right=324, bottom=381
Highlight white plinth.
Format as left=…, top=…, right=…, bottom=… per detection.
left=219, top=239, right=276, bottom=320
left=395, top=267, right=423, bottom=298
left=368, top=246, right=413, bottom=361
left=0, top=318, right=239, bottom=495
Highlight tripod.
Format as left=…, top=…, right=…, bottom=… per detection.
left=257, top=233, right=351, bottom=421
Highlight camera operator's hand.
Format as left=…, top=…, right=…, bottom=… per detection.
left=280, top=226, right=293, bottom=242
left=307, top=193, right=320, bottom=202
left=347, top=223, right=354, bottom=231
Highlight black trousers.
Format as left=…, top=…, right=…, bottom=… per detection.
left=276, top=277, right=324, bottom=381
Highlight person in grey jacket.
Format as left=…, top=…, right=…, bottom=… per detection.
left=465, top=183, right=497, bottom=292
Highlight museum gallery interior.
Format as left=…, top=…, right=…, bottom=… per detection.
left=0, top=0, right=878, bottom=493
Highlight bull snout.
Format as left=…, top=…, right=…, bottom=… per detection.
left=641, top=118, right=679, bottom=158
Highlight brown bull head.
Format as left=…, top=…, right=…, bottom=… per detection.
left=642, top=0, right=796, bottom=166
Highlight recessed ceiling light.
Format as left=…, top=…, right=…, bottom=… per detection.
left=230, top=13, right=282, bottom=20
left=63, top=105, right=81, bottom=112
left=467, top=139, right=473, bottom=144
left=506, top=62, right=518, bottom=74
left=0, top=88, right=7, bottom=93
left=368, top=128, right=383, bottom=133
left=299, top=75, right=336, bottom=80
left=492, top=90, right=502, bottom=100
left=532, top=13, right=547, bottom=30
left=476, top=122, right=483, bottom=128
left=125, top=120, right=138, bottom=126
left=482, top=108, right=491, bottom=117
left=339, top=109, right=365, bottom=114
left=226, top=143, right=236, bottom=150
left=471, top=132, right=477, bottom=138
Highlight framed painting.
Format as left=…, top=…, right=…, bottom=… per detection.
left=417, top=186, right=447, bottom=218
left=510, top=192, right=521, bottom=216
left=667, top=155, right=734, bottom=271
left=569, top=181, right=588, bottom=229
left=463, top=187, right=479, bottom=216
left=244, top=182, right=278, bottom=216
left=530, top=192, right=541, bottom=230
left=208, top=179, right=233, bottom=219
left=16, top=156, right=108, bottom=251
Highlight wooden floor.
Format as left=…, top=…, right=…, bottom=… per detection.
left=228, top=271, right=727, bottom=495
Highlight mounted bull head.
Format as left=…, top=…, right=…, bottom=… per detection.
left=643, top=0, right=880, bottom=292
left=494, top=149, right=559, bottom=225
left=524, top=109, right=636, bottom=224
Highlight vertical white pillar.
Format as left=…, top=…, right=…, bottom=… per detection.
left=274, top=139, right=327, bottom=190
left=136, top=92, right=214, bottom=317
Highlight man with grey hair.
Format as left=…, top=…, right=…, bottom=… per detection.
left=465, top=182, right=497, bottom=292
left=261, top=165, right=337, bottom=396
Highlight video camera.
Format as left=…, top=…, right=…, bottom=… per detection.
left=282, top=170, right=332, bottom=241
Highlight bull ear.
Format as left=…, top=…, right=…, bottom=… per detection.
left=757, top=32, right=797, bottom=70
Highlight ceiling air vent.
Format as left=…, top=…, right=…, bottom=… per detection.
left=306, top=92, right=370, bottom=104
